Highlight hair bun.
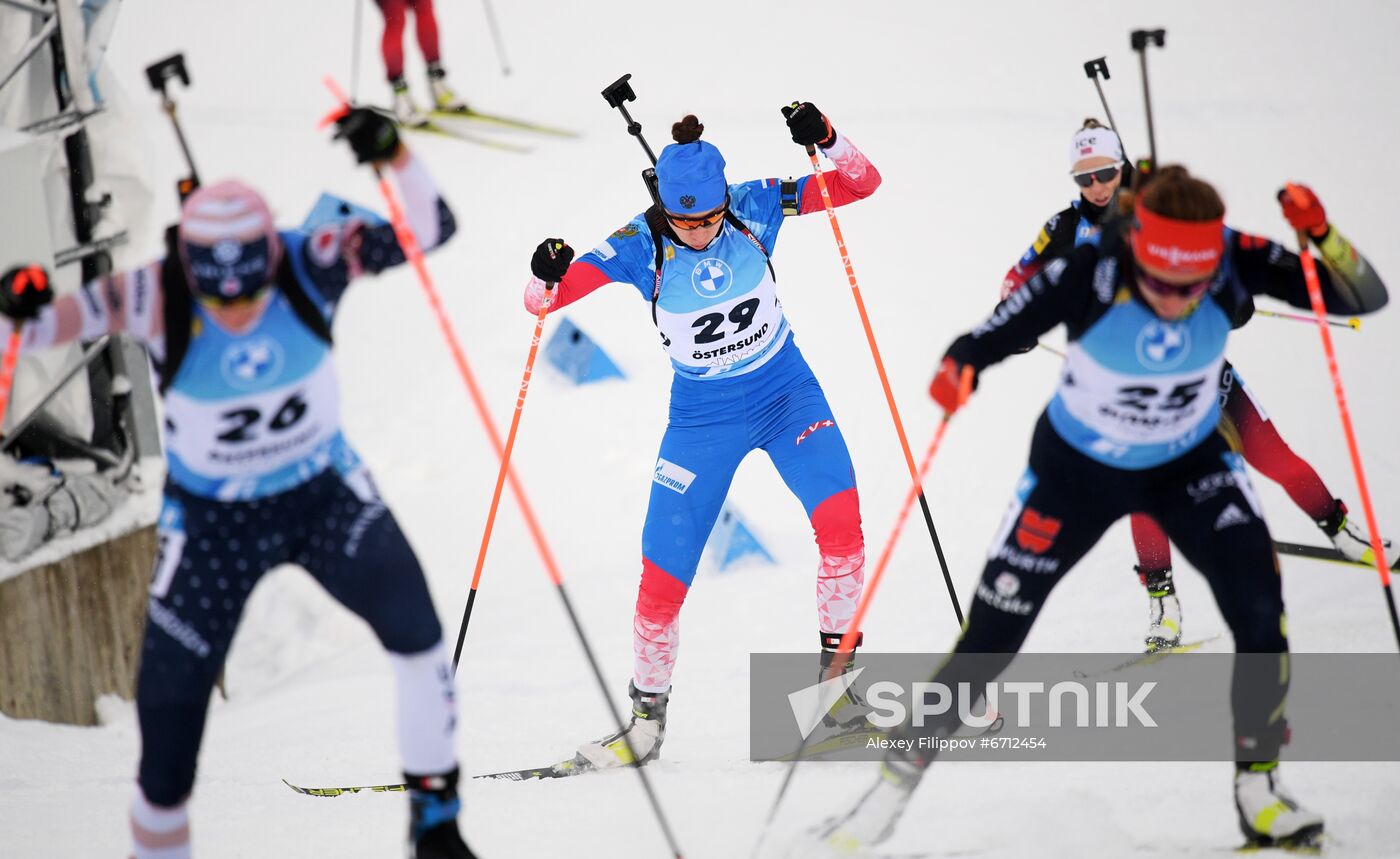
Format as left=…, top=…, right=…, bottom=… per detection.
left=672, top=115, right=704, bottom=144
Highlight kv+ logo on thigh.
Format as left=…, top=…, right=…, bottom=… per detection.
left=691, top=258, right=733, bottom=298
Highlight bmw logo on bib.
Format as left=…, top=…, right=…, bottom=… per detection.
left=221, top=336, right=285, bottom=390
left=1135, top=320, right=1190, bottom=370
left=691, top=258, right=733, bottom=298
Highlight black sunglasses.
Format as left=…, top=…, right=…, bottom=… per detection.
left=1072, top=165, right=1121, bottom=188
left=1136, top=266, right=1213, bottom=299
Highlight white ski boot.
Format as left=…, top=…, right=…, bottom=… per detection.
left=1139, top=565, right=1183, bottom=652
left=576, top=683, right=667, bottom=770
left=390, top=77, right=429, bottom=127
left=1234, top=764, right=1324, bottom=849
left=427, top=63, right=468, bottom=113
left=1320, top=498, right=1392, bottom=565
left=785, top=758, right=921, bottom=857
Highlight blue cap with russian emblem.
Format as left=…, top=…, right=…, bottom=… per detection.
left=178, top=179, right=281, bottom=303
left=656, top=116, right=728, bottom=216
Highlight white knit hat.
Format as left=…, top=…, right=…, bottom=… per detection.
left=1069, top=126, right=1124, bottom=169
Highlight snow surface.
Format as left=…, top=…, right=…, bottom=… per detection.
left=2, top=1, right=1399, bottom=856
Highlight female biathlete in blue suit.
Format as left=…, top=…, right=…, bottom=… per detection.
left=525, top=103, right=881, bottom=767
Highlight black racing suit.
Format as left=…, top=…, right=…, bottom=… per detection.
left=896, top=222, right=1387, bottom=767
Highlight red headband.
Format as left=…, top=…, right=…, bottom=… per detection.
left=1131, top=204, right=1225, bottom=278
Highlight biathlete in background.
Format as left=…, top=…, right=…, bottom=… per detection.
left=374, top=0, right=468, bottom=125
left=1004, top=119, right=1388, bottom=652
left=525, top=103, right=881, bottom=769
left=789, top=166, right=1388, bottom=855
left=0, top=109, right=475, bottom=859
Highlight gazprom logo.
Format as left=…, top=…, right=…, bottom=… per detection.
left=1135, top=320, right=1190, bottom=370
left=691, top=258, right=732, bottom=298
left=221, top=336, right=284, bottom=390
left=654, top=457, right=696, bottom=495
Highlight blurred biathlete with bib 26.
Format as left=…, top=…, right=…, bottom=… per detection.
left=0, top=109, right=476, bottom=859
left=524, top=104, right=881, bottom=770
left=1002, top=120, right=1389, bottom=652
left=788, top=166, right=1388, bottom=855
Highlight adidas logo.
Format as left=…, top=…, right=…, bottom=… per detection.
left=1214, top=503, right=1250, bottom=531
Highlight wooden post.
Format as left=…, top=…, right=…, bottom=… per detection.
left=0, top=525, right=157, bottom=726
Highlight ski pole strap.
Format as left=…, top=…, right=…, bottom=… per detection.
left=779, top=179, right=800, bottom=217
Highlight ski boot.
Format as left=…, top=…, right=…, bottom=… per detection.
left=792, top=633, right=881, bottom=759
left=819, top=632, right=872, bottom=731
left=576, top=682, right=668, bottom=770
left=406, top=768, right=477, bottom=859
left=1139, top=565, right=1183, bottom=652
left=1234, top=763, right=1324, bottom=850
left=785, top=753, right=923, bottom=857
left=391, top=77, right=429, bottom=127
left=1320, top=498, right=1391, bottom=565
left=427, top=62, right=469, bottom=113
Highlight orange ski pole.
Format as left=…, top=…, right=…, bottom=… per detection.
left=1286, top=183, right=1399, bottom=647
left=834, top=367, right=974, bottom=657
left=0, top=265, right=43, bottom=430
left=750, top=368, right=972, bottom=859
left=803, top=141, right=964, bottom=627
left=319, top=80, right=686, bottom=857
left=452, top=278, right=555, bottom=669
left=322, top=76, right=564, bottom=597
left=0, top=328, right=23, bottom=429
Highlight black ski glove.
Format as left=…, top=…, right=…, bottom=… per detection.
left=0, top=264, right=53, bottom=321
left=531, top=239, right=574, bottom=282
left=334, top=106, right=401, bottom=165
left=781, top=101, right=836, bottom=149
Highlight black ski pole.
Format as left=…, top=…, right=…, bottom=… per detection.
left=1083, top=57, right=1123, bottom=140
left=601, top=73, right=662, bottom=207
left=144, top=53, right=200, bottom=201
left=479, top=0, right=512, bottom=76
left=1130, top=28, right=1166, bottom=167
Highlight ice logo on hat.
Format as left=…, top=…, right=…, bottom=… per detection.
left=691, top=258, right=732, bottom=298
left=221, top=336, right=284, bottom=390
left=1135, top=320, right=1190, bottom=370
left=212, top=239, right=243, bottom=266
